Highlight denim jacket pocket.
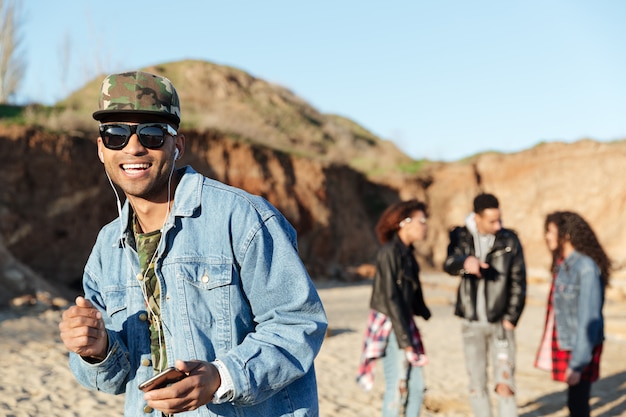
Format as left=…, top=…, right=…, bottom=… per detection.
left=174, top=261, right=235, bottom=346
left=556, top=281, right=580, bottom=302
left=102, top=286, right=128, bottom=317
left=180, top=262, right=233, bottom=291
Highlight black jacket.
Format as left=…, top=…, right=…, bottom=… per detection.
left=443, top=226, right=526, bottom=325
left=370, top=234, right=431, bottom=349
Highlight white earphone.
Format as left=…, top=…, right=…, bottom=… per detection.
left=174, top=148, right=179, bottom=160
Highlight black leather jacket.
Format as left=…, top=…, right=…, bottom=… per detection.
left=370, top=234, right=431, bottom=349
left=443, top=226, right=526, bottom=325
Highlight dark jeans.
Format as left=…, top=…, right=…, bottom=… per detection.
left=568, top=380, right=591, bottom=417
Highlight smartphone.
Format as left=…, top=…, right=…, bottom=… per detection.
left=138, top=367, right=187, bottom=392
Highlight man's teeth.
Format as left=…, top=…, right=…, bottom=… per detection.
left=122, top=163, right=150, bottom=170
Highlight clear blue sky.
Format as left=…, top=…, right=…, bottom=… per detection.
left=18, top=0, right=626, bottom=161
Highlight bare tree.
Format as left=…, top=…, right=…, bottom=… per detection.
left=0, top=0, right=26, bottom=103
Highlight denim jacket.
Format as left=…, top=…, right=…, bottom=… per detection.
left=553, top=250, right=605, bottom=372
left=68, top=166, right=328, bottom=417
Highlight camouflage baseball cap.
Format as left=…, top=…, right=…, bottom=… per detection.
left=92, top=71, right=181, bottom=125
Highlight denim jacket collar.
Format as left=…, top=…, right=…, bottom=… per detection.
left=561, top=249, right=583, bottom=272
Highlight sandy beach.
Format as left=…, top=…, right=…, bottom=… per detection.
left=1, top=272, right=625, bottom=417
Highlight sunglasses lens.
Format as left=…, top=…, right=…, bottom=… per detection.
left=101, top=125, right=130, bottom=149
left=99, top=123, right=171, bottom=150
left=138, top=125, right=167, bottom=148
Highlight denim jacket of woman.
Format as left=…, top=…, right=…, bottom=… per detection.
left=553, top=250, right=605, bottom=372
left=68, top=166, right=328, bottom=417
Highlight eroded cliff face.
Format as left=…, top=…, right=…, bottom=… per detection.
left=419, top=140, right=626, bottom=288
left=2, top=125, right=626, bottom=306
left=0, top=126, right=402, bottom=304
left=452, top=142, right=624, bottom=269
left=180, top=130, right=402, bottom=276
left=0, top=126, right=116, bottom=303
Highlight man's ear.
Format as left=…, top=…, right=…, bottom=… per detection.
left=97, top=139, right=105, bottom=163
left=175, top=133, right=186, bottom=160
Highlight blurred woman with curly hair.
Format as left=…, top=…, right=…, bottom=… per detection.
left=535, top=211, right=611, bottom=417
left=357, top=199, right=431, bottom=416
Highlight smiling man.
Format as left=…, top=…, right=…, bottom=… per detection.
left=59, top=71, right=327, bottom=417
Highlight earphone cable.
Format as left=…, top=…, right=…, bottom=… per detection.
left=103, top=160, right=178, bottom=373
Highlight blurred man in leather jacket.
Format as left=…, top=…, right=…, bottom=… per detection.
left=443, top=193, right=526, bottom=417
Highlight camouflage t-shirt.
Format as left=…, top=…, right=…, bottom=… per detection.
left=134, top=218, right=167, bottom=372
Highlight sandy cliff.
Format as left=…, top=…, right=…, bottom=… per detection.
left=1, top=60, right=625, bottom=304
left=3, top=124, right=626, bottom=305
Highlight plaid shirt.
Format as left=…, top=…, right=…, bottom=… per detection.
left=356, top=309, right=427, bottom=391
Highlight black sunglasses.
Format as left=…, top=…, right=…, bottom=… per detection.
left=99, top=123, right=177, bottom=150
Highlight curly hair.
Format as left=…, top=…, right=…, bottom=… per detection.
left=375, top=199, right=428, bottom=244
left=545, top=211, right=611, bottom=285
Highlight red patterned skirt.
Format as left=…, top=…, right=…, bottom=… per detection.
left=551, top=320, right=602, bottom=383
left=550, top=282, right=602, bottom=382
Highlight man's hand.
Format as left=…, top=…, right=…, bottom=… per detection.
left=502, top=319, right=515, bottom=331
left=463, top=256, right=489, bottom=277
left=143, top=360, right=222, bottom=413
left=565, top=368, right=582, bottom=386
left=59, top=296, right=108, bottom=361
